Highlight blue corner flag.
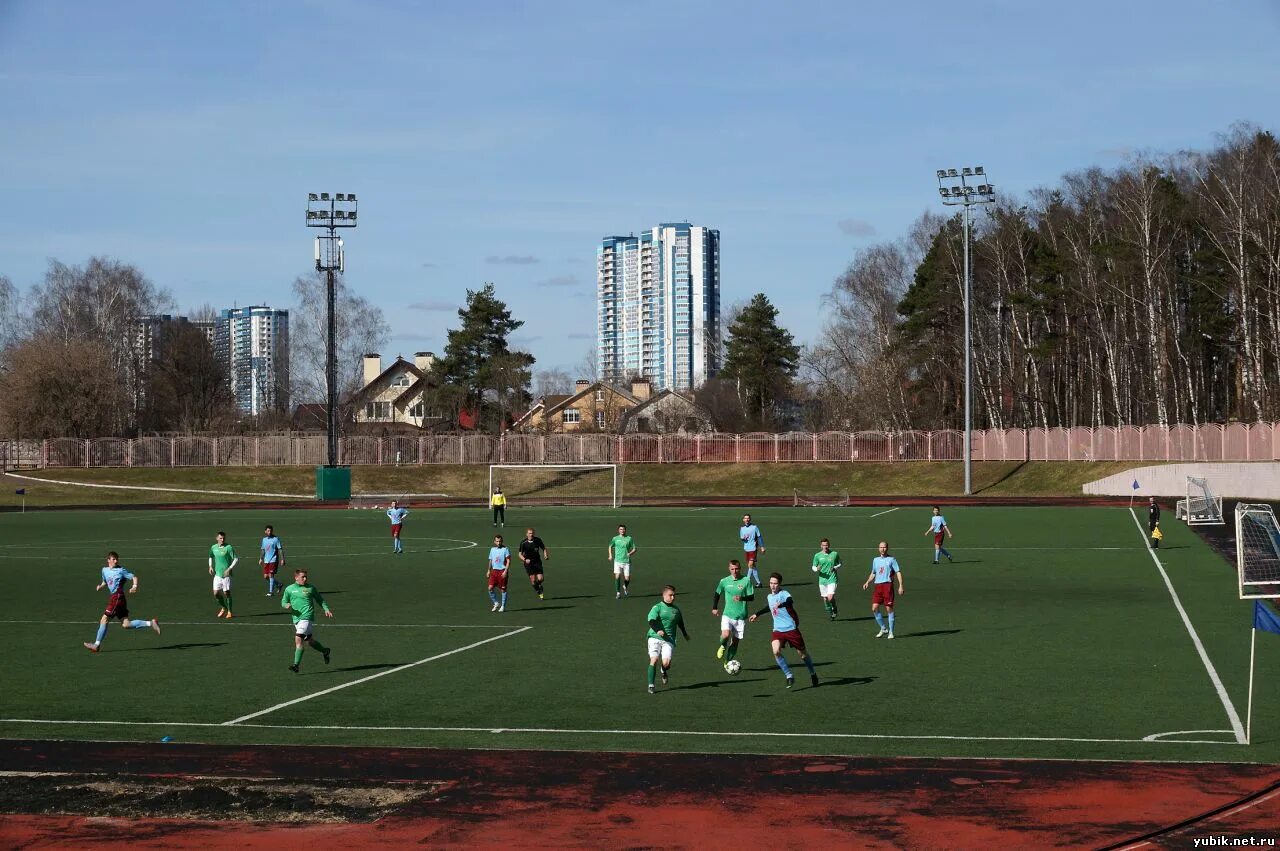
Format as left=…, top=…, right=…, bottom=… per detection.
left=1255, top=601, right=1280, bottom=636
left=1131, top=480, right=1140, bottom=491
left=14, top=488, right=24, bottom=495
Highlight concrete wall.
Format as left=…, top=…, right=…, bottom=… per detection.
left=1084, top=462, right=1280, bottom=499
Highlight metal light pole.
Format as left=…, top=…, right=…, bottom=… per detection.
left=306, top=192, right=358, bottom=469
left=936, top=167, right=995, bottom=496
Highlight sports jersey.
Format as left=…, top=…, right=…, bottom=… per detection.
left=930, top=515, right=947, bottom=533
left=281, top=582, right=328, bottom=623
left=646, top=601, right=685, bottom=645
left=100, top=565, right=135, bottom=594
left=714, top=574, right=755, bottom=620
left=488, top=546, right=511, bottom=572
left=490, top=492, right=507, bottom=507
left=871, top=555, right=900, bottom=584
left=812, top=550, right=841, bottom=583
left=611, top=535, right=634, bottom=564
left=261, top=536, right=282, bottom=562
left=387, top=507, right=409, bottom=525
left=518, top=537, right=546, bottom=566
left=209, top=544, right=237, bottom=577
left=739, top=524, right=763, bottom=552
left=767, top=589, right=798, bottom=632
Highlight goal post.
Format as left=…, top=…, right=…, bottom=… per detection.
left=488, top=464, right=620, bottom=508
left=1177, top=476, right=1225, bottom=525
left=793, top=488, right=850, bottom=507
left=1235, top=503, right=1280, bottom=600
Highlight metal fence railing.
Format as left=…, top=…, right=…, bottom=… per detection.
left=2, top=423, right=1277, bottom=469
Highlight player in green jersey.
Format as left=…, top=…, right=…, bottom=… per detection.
left=811, top=538, right=842, bottom=620
left=208, top=531, right=239, bottom=619
left=646, top=585, right=690, bottom=694
left=281, top=568, right=333, bottom=672
left=712, top=559, right=754, bottom=670
left=608, top=524, right=636, bottom=599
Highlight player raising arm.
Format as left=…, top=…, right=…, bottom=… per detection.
left=925, top=506, right=954, bottom=563
left=83, top=552, right=160, bottom=652
left=646, top=585, right=691, bottom=694
left=862, top=540, right=904, bottom=639
left=281, top=568, right=333, bottom=672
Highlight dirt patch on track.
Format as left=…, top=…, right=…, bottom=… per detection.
left=0, top=772, right=437, bottom=823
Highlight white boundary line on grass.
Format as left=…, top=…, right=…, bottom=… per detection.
left=0, top=718, right=1241, bottom=746
left=221, top=626, right=532, bottom=725
left=0, top=619, right=527, bottom=629
left=868, top=507, right=899, bottom=518
left=4, top=471, right=311, bottom=500
left=1127, top=507, right=1246, bottom=745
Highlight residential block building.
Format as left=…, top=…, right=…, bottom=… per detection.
left=215, top=306, right=289, bottom=416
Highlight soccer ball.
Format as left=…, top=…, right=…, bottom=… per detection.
left=724, top=660, right=742, bottom=675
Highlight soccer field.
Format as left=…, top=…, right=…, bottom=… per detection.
left=1, top=503, right=1276, bottom=763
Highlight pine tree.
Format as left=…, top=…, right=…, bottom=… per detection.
left=720, top=293, right=800, bottom=428
left=437, top=283, right=534, bottom=430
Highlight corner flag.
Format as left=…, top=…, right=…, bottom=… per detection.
left=14, top=488, right=24, bottom=495
left=1131, top=480, right=1140, bottom=490
left=1255, top=601, right=1280, bottom=636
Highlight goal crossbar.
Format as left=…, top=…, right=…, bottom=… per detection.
left=1235, top=503, right=1280, bottom=600
left=488, top=464, right=620, bottom=508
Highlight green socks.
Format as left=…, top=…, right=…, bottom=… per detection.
left=647, top=664, right=656, bottom=685
left=293, top=647, right=304, bottom=665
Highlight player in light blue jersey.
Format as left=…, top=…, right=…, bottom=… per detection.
left=83, top=552, right=160, bottom=652
left=387, top=501, right=409, bottom=554
left=260, top=524, right=285, bottom=596
left=925, top=506, right=954, bottom=563
left=750, top=572, right=819, bottom=689
left=486, top=535, right=511, bottom=612
left=739, top=514, right=766, bottom=588
left=862, top=541, right=904, bottom=639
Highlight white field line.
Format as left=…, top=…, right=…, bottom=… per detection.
left=868, top=507, right=900, bottom=518
left=4, top=471, right=310, bottom=500
left=0, top=619, right=526, bottom=629
left=222, top=626, right=532, bottom=725
left=0, top=718, right=1242, bottom=746
left=1127, top=507, right=1246, bottom=744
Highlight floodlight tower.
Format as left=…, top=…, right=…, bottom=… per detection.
left=305, top=192, right=358, bottom=471
left=936, top=167, right=995, bottom=496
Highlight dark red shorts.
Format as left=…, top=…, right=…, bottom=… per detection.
left=391, top=524, right=402, bottom=537
left=934, top=532, right=945, bottom=546
left=772, top=629, right=807, bottom=653
left=745, top=552, right=758, bottom=566
left=872, top=582, right=895, bottom=607
left=488, top=569, right=509, bottom=591
left=262, top=560, right=279, bottom=577
left=104, top=591, right=129, bottom=621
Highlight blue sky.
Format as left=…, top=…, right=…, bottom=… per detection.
left=2, top=0, right=1278, bottom=376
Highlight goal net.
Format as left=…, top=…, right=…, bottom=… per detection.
left=1176, top=476, right=1224, bottom=525
left=489, top=464, right=620, bottom=508
left=794, top=489, right=850, bottom=507
left=1235, top=503, right=1280, bottom=599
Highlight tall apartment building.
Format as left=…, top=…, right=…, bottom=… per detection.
left=597, top=223, right=720, bottom=392
left=215, top=306, right=290, bottom=416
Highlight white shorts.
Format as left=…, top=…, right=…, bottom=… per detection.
left=212, top=575, right=232, bottom=593
left=819, top=582, right=838, bottom=597
left=720, top=615, right=746, bottom=639
left=646, top=636, right=673, bottom=663
left=613, top=561, right=631, bottom=578
left=294, top=619, right=313, bottom=637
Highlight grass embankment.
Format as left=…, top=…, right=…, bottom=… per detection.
left=0, top=461, right=1155, bottom=508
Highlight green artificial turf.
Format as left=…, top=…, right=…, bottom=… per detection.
left=1, top=504, right=1275, bottom=762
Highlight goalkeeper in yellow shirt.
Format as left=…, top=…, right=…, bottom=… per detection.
left=491, top=487, right=507, bottom=527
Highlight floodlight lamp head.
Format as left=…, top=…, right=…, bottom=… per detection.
left=347, top=193, right=357, bottom=202
left=347, top=210, right=357, bottom=221
left=962, top=167, right=973, bottom=175
left=974, top=166, right=985, bottom=175
left=939, top=187, right=951, bottom=197
left=948, top=168, right=959, bottom=177
left=308, top=193, right=318, bottom=201
left=320, top=192, right=330, bottom=201
left=936, top=169, right=946, bottom=179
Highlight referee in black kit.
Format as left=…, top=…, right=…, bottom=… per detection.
left=1148, top=497, right=1161, bottom=548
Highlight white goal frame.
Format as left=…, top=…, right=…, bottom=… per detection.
left=488, top=464, right=620, bottom=508
left=793, top=488, right=850, bottom=507
left=1176, top=476, right=1225, bottom=526
left=1235, top=502, right=1280, bottom=600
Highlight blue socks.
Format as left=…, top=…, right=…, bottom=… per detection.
left=394, top=540, right=402, bottom=553
left=874, top=612, right=885, bottom=628
left=127, top=620, right=150, bottom=629
left=488, top=589, right=499, bottom=605
left=94, top=624, right=108, bottom=645
left=748, top=567, right=760, bottom=585
left=802, top=656, right=816, bottom=675
left=888, top=612, right=896, bottom=631
left=500, top=591, right=508, bottom=608
left=775, top=655, right=792, bottom=676
left=267, top=576, right=275, bottom=594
